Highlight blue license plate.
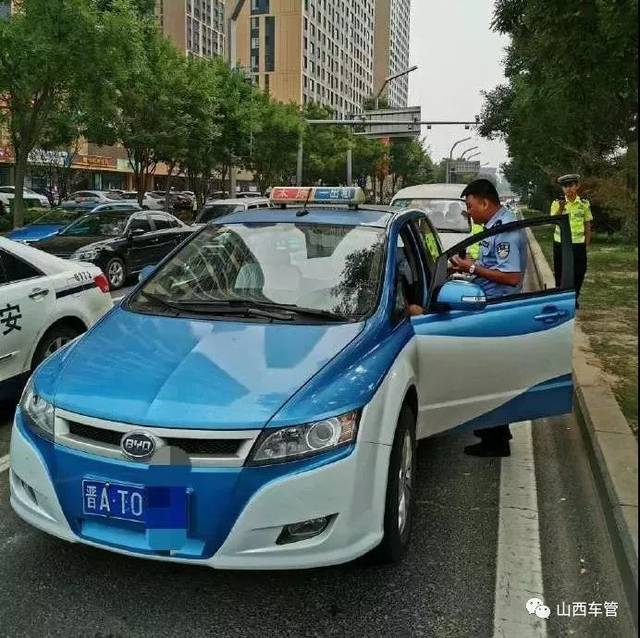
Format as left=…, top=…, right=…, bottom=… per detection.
left=82, top=480, right=187, bottom=528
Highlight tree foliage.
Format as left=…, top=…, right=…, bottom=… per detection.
left=246, top=93, right=302, bottom=194
left=479, top=0, right=638, bottom=237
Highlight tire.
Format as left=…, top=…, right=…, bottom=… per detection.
left=32, top=323, right=81, bottom=370
left=369, top=404, right=417, bottom=565
left=105, top=257, right=126, bottom=290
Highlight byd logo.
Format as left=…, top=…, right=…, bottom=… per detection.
left=121, top=432, right=156, bottom=460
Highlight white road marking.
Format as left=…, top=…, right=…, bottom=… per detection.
left=493, top=421, right=547, bottom=638
left=0, top=454, right=10, bottom=474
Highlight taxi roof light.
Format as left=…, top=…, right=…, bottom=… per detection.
left=269, top=187, right=366, bottom=209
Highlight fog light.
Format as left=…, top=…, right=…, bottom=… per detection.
left=276, top=516, right=333, bottom=545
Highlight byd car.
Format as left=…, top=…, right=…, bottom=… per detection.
left=9, top=187, right=576, bottom=569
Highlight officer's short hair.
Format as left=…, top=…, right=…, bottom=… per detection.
left=461, top=179, right=501, bottom=206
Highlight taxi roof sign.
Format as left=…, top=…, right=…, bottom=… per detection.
left=270, top=186, right=366, bottom=208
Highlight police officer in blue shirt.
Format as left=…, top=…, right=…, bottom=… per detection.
left=450, top=179, right=526, bottom=457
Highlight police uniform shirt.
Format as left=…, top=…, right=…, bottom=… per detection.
left=474, top=206, right=526, bottom=298
left=550, top=196, right=593, bottom=243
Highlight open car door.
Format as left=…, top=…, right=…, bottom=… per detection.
left=410, top=215, right=575, bottom=438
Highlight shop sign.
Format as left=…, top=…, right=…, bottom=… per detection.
left=74, top=154, right=117, bottom=169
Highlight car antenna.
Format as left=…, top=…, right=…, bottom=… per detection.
left=296, top=188, right=313, bottom=217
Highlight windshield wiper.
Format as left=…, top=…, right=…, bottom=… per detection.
left=175, top=299, right=352, bottom=322
left=139, top=296, right=294, bottom=321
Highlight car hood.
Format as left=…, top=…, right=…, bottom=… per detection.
left=34, top=234, right=110, bottom=255
left=49, top=307, right=364, bottom=430
left=6, top=224, right=64, bottom=242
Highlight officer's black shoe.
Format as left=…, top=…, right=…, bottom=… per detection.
left=473, top=429, right=513, bottom=441
left=464, top=441, right=511, bottom=457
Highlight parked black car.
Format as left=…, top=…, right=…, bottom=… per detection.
left=34, top=209, right=196, bottom=290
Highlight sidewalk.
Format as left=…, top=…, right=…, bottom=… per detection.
left=527, top=229, right=638, bottom=621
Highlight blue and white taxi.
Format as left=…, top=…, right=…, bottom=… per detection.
left=1, top=237, right=112, bottom=401
left=9, top=187, right=576, bottom=569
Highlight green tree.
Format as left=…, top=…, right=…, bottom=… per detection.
left=0, top=0, right=139, bottom=227
left=246, top=94, right=302, bottom=194
left=389, top=138, right=434, bottom=192
left=101, top=20, right=189, bottom=205
left=480, top=0, right=638, bottom=235
left=302, top=103, right=352, bottom=185
left=179, top=57, right=223, bottom=209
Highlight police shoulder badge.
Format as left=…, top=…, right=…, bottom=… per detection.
left=497, top=242, right=511, bottom=259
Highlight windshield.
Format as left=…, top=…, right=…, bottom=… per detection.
left=32, top=208, right=80, bottom=225
left=60, top=211, right=130, bottom=237
left=197, top=204, right=244, bottom=223
left=391, top=198, right=471, bottom=232
left=130, top=222, right=387, bottom=320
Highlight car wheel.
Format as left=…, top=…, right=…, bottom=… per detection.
left=32, top=323, right=81, bottom=370
left=105, top=257, right=126, bottom=290
left=369, top=404, right=416, bottom=565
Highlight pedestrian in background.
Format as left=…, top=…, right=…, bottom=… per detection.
left=550, top=174, right=592, bottom=308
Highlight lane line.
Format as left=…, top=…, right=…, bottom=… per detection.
left=493, top=421, right=547, bottom=638
left=0, top=454, right=10, bottom=474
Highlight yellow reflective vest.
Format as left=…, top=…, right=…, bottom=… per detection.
left=550, top=196, right=593, bottom=243
left=467, top=223, right=484, bottom=259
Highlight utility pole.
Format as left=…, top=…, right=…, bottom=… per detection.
left=227, top=0, right=246, bottom=197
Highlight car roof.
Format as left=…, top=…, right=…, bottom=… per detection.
left=0, top=236, right=81, bottom=274
left=391, top=183, right=465, bottom=201
left=212, top=205, right=395, bottom=228
left=204, top=198, right=269, bottom=205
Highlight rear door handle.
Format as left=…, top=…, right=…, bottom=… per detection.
left=29, top=288, right=49, bottom=299
left=534, top=306, right=568, bottom=323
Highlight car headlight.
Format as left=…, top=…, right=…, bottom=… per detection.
left=247, top=410, right=360, bottom=466
left=71, top=248, right=98, bottom=260
left=20, top=379, right=55, bottom=441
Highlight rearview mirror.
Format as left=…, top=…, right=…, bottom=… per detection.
left=138, top=264, right=156, bottom=283
left=435, top=280, right=487, bottom=312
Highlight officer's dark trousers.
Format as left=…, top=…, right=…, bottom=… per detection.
left=553, top=241, right=587, bottom=299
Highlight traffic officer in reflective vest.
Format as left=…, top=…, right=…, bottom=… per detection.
left=450, top=179, right=526, bottom=457
left=551, top=174, right=592, bottom=307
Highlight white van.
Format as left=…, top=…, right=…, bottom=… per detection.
left=390, top=184, right=471, bottom=251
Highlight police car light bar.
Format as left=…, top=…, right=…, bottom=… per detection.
left=270, top=187, right=366, bottom=207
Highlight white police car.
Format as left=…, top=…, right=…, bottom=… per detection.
left=0, top=237, right=112, bottom=400
left=9, top=187, right=576, bottom=569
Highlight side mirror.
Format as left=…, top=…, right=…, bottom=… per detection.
left=128, top=227, right=146, bottom=239
left=138, top=264, right=156, bottom=283
left=435, top=280, right=487, bottom=312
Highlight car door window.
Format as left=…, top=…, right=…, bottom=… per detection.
left=412, top=217, right=440, bottom=284
left=128, top=216, right=153, bottom=233
left=0, top=249, right=42, bottom=284
left=393, top=226, right=425, bottom=321
left=150, top=214, right=179, bottom=230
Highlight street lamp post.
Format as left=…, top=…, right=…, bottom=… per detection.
left=467, top=152, right=481, bottom=161
left=374, top=65, right=418, bottom=110
left=460, top=146, right=479, bottom=160
left=227, top=0, right=247, bottom=196
left=447, top=137, right=472, bottom=183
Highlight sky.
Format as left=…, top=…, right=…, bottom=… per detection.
left=407, top=0, right=510, bottom=171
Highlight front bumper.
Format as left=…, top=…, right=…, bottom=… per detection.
left=10, top=412, right=390, bottom=570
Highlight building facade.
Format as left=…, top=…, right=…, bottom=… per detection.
left=232, top=0, right=377, bottom=118
left=156, top=0, right=226, bottom=58
left=373, top=0, right=411, bottom=108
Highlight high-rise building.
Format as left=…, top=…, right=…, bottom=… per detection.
left=373, top=0, right=411, bottom=108
left=156, top=0, right=226, bottom=58
left=231, top=0, right=377, bottom=118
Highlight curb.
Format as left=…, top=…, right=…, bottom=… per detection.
left=526, top=229, right=638, bottom=620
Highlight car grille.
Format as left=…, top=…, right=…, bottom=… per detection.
left=55, top=409, right=260, bottom=467
left=68, top=421, right=242, bottom=456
